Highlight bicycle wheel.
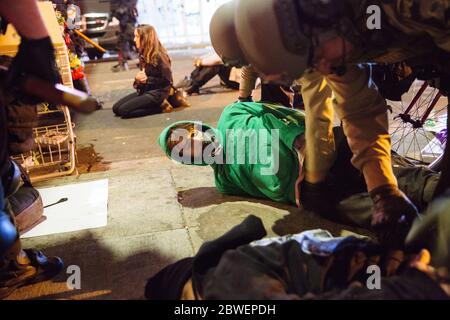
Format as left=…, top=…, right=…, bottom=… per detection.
left=390, top=80, right=448, bottom=164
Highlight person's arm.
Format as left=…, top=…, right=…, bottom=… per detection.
left=0, top=0, right=48, bottom=39
left=160, top=56, right=174, bottom=87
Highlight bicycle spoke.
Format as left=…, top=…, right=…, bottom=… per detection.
left=389, top=80, right=446, bottom=163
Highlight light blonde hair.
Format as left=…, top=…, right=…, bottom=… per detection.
left=136, top=24, right=169, bottom=67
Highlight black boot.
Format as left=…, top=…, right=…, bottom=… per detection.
left=0, top=249, right=64, bottom=299
left=185, top=83, right=200, bottom=95
left=300, top=180, right=337, bottom=217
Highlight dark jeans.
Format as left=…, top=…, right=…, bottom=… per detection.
left=113, top=91, right=164, bottom=119
left=117, top=24, right=134, bottom=62
left=191, top=65, right=239, bottom=90
left=331, top=128, right=440, bottom=228
left=260, top=84, right=293, bottom=109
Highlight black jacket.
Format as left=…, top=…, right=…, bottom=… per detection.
left=135, top=54, right=173, bottom=102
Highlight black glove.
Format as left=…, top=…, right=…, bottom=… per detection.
left=7, top=36, right=60, bottom=102
left=370, top=184, right=419, bottom=248
left=300, top=180, right=336, bottom=217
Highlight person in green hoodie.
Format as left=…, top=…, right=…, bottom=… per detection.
left=158, top=101, right=440, bottom=228
left=159, top=101, right=307, bottom=206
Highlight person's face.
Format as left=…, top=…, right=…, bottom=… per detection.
left=313, top=36, right=354, bottom=75
left=134, top=29, right=141, bottom=49
left=171, top=128, right=216, bottom=162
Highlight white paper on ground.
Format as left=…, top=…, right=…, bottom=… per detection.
left=22, top=179, right=109, bottom=238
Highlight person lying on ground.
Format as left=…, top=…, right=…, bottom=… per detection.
left=145, top=191, right=450, bottom=300
left=158, top=101, right=438, bottom=225
left=175, top=52, right=239, bottom=96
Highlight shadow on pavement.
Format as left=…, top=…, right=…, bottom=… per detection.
left=9, top=232, right=176, bottom=300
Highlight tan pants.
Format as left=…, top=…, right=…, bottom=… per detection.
left=300, top=66, right=397, bottom=191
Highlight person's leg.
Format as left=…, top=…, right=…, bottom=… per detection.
left=261, top=83, right=293, bottom=108
left=300, top=71, right=336, bottom=184
left=336, top=163, right=440, bottom=229
left=299, top=71, right=337, bottom=214
left=0, top=97, right=10, bottom=181
left=116, top=93, right=164, bottom=119
left=218, top=65, right=239, bottom=90
left=394, top=166, right=440, bottom=211
left=326, top=65, right=397, bottom=192
left=329, top=127, right=367, bottom=200
left=0, top=95, right=20, bottom=265
left=0, top=96, right=63, bottom=299
left=112, top=27, right=131, bottom=72
left=122, top=24, right=134, bottom=62
left=186, top=65, right=222, bottom=94
left=112, top=92, right=139, bottom=116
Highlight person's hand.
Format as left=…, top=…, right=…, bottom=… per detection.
left=410, top=249, right=432, bottom=272
left=370, top=184, right=419, bottom=249
left=135, top=70, right=148, bottom=84
left=7, top=36, right=60, bottom=103
left=194, top=58, right=202, bottom=67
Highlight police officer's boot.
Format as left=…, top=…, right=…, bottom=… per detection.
left=185, top=83, right=200, bottom=95
left=0, top=247, right=64, bottom=299
left=1, top=170, right=64, bottom=299
left=300, top=180, right=337, bottom=218
left=0, top=202, right=63, bottom=299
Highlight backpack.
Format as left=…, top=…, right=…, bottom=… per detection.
left=7, top=164, right=45, bottom=235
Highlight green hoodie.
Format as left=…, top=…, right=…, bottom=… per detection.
left=158, top=102, right=306, bottom=205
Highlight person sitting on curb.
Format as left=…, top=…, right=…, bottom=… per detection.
left=158, top=101, right=439, bottom=221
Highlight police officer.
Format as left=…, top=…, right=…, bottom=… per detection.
left=0, top=0, right=63, bottom=298
left=210, top=0, right=450, bottom=249
left=111, top=0, right=138, bottom=72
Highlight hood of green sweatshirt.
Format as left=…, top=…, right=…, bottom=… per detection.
left=158, top=121, right=219, bottom=166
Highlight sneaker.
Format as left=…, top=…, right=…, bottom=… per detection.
left=185, top=84, right=200, bottom=96
left=175, top=76, right=192, bottom=89
left=0, top=249, right=64, bottom=299
left=111, top=62, right=129, bottom=73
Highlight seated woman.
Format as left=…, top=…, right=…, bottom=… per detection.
left=113, top=24, right=173, bottom=119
